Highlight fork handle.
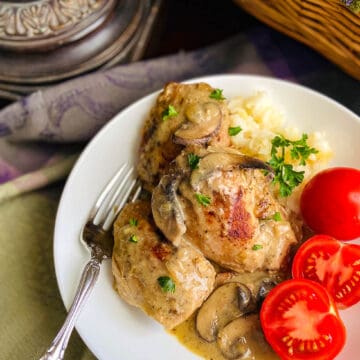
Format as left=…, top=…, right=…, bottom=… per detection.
left=39, top=258, right=100, bottom=360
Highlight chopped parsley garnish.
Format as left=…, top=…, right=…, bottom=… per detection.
left=263, top=211, right=282, bottom=222
left=209, top=88, right=225, bottom=100
left=129, top=234, right=138, bottom=243
left=272, top=212, right=282, bottom=221
left=162, top=105, right=178, bottom=121
left=188, top=153, right=200, bottom=170
left=129, top=218, right=138, bottom=226
left=252, top=244, right=263, bottom=251
left=228, top=126, right=242, bottom=136
left=195, top=193, right=211, bottom=206
left=157, top=276, right=176, bottom=293
left=268, top=134, right=318, bottom=197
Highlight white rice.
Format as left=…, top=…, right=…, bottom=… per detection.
left=227, top=91, right=333, bottom=213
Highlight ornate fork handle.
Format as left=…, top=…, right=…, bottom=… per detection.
left=40, top=258, right=101, bottom=360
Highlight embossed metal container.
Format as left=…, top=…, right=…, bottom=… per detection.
left=0, top=0, right=161, bottom=99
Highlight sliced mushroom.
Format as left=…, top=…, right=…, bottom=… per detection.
left=217, top=314, right=259, bottom=360
left=238, top=286, right=256, bottom=314
left=256, top=278, right=278, bottom=305
left=196, top=282, right=253, bottom=342
left=173, top=102, right=222, bottom=145
left=190, top=149, right=273, bottom=190
left=151, top=171, right=186, bottom=246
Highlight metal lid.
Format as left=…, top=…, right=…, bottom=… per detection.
left=0, top=0, right=157, bottom=91
left=0, top=0, right=117, bottom=51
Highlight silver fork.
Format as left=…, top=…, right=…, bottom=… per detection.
left=40, top=163, right=141, bottom=360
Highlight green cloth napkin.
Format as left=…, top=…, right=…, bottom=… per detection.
left=0, top=185, right=96, bottom=360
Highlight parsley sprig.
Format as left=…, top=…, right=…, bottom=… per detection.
left=209, top=88, right=225, bottom=100
left=268, top=134, right=318, bottom=197
left=129, top=234, right=138, bottom=243
left=228, top=126, right=242, bottom=136
left=195, top=193, right=211, bottom=206
left=129, top=218, right=138, bottom=226
left=188, top=153, right=200, bottom=170
left=162, top=105, right=178, bottom=121
left=157, top=276, right=176, bottom=293
left=272, top=212, right=282, bottom=221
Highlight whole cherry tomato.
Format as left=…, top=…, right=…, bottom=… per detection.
left=260, top=278, right=346, bottom=360
left=300, top=167, right=360, bottom=240
left=292, top=234, right=360, bottom=309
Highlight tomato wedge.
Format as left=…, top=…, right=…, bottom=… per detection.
left=292, top=235, right=360, bottom=308
left=260, top=279, right=346, bottom=360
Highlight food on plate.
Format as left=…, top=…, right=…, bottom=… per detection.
left=217, top=314, right=270, bottom=360
left=228, top=91, right=332, bottom=214
left=260, top=278, right=346, bottom=360
left=137, top=82, right=231, bottom=191
left=267, top=134, right=318, bottom=198
left=112, top=82, right=340, bottom=359
left=196, top=282, right=255, bottom=342
left=213, top=271, right=281, bottom=303
left=112, top=200, right=216, bottom=329
left=172, top=271, right=280, bottom=360
left=300, top=167, right=360, bottom=240
left=196, top=272, right=280, bottom=346
left=152, top=147, right=298, bottom=273
left=292, top=234, right=360, bottom=308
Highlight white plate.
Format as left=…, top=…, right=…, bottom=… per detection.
left=54, top=74, right=360, bottom=360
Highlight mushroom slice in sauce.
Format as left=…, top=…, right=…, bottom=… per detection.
left=173, top=102, right=222, bottom=145
left=256, top=278, right=279, bottom=305
left=217, top=314, right=263, bottom=360
left=196, top=282, right=253, bottom=342
left=151, top=171, right=186, bottom=246
left=190, top=148, right=272, bottom=190
left=215, top=271, right=283, bottom=301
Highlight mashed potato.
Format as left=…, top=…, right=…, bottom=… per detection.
left=228, top=91, right=333, bottom=213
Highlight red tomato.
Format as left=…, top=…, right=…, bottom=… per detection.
left=300, top=167, right=360, bottom=240
left=292, top=234, right=360, bottom=308
left=260, top=279, right=346, bottom=360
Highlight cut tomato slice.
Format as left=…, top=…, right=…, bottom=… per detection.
left=292, top=234, right=360, bottom=308
left=260, top=279, right=346, bottom=360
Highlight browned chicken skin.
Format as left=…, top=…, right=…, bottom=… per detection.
left=137, top=82, right=231, bottom=191
left=152, top=148, right=298, bottom=273
left=112, top=200, right=216, bottom=329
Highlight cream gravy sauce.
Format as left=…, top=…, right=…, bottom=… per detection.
left=169, top=271, right=282, bottom=360
left=170, top=313, right=279, bottom=360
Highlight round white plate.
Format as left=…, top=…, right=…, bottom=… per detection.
left=54, top=74, right=360, bottom=360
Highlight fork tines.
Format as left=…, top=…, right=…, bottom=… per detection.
left=90, top=163, right=141, bottom=231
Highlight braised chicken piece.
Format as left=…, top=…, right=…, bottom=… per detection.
left=112, top=200, right=216, bottom=329
left=137, top=82, right=231, bottom=191
left=152, top=147, right=298, bottom=273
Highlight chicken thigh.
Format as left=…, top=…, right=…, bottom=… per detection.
left=152, top=147, right=298, bottom=273
left=137, top=82, right=231, bottom=190
left=112, top=200, right=216, bottom=329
